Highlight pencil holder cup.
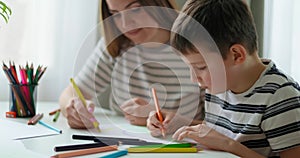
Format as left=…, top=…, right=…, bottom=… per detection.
left=9, top=84, right=38, bottom=117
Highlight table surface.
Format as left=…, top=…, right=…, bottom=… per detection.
left=0, top=102, right=239, bottom=158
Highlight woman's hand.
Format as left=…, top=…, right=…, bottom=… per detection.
left=147, top=110, right=192, bottom=137
left=120, top=97, right=155, bottom=126
left=64, top=97, right=99, bottom=129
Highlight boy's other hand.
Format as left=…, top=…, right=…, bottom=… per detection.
left=173, top=124, right=233, bottom=151
left=120, top=97, right=155, bottom=126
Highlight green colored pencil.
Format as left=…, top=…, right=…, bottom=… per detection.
left=131, top=143, right=193, bottom=148
left=53, top=110, right=60, bottom=122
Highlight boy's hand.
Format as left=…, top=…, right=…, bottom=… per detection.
left=65, top=97, right=98, bottom=129
left=147, top=110, right=165, bottom=137
left=173, top=124, right=233, bottom=151
left=120, top=97, right=155, bottom=126
left=147, top=110, right=191, bottom=137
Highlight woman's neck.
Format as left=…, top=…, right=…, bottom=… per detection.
left=140, top=29, right=170, bottom=48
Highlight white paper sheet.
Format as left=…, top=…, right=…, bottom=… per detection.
left=0, top=138, right=46, bottom=158
left=0, top=118, right=59, bottom=140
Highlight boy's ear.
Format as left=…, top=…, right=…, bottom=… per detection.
left=228, top=44, right=247, bottom=64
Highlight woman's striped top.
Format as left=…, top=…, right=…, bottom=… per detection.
left=75, top=38, right=203, bottom=120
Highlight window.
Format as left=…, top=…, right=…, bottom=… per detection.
left=0, top=0, right=99, bottom=101
left=264, top=0, right=300, bottom=82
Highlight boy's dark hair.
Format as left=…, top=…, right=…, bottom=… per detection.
left=171, top=0, right=258, bottom=59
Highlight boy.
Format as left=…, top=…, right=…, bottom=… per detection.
left=147, top=0, right=300, bottom=157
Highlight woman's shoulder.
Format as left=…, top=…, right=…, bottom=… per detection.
left=95, top=37, right=107, bottom=51
left=94, top=38, right=115, bottom=61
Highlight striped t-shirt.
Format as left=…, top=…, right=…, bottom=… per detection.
left=205, top=60, right=300, bottom=157
left=75, top=38, right=203, bottom=120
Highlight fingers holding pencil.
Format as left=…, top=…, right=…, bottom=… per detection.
left=74, top=98, right=99, bottom=131
left=66, top=98, right=99, bottom=130
left=69, top=78, right=100, bottom=132
left=147, top=111, right=164, bottom=137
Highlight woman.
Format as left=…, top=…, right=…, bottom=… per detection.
left=59, top=0, right=204, bottom=130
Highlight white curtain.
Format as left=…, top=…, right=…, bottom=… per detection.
left=0, top=0, right=99, bottom=101
left=264, top=0, right=300, bottom=82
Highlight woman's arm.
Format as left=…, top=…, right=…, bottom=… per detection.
left=59, top=85, right=74, bottom=116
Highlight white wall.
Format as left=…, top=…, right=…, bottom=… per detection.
left=264, top=0, right=300, bottom=82
left=0, top=0, right=99, bottom=101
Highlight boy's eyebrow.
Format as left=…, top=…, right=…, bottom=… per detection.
left=109, top=1, right=139, bottom=13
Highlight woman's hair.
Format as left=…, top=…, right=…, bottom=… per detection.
left=99, top=0, right=178, bottom=58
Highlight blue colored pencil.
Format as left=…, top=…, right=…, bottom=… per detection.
left=38, top=120, right=62, bottom=134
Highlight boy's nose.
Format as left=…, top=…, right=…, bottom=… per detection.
left=190, top=72, right=208, bottom=89
left=190, top=71, right=203, bottom=84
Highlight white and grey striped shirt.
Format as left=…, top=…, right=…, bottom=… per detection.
left=205, top=60, right=300, bottom=157
left=75, top=38, right=203, bottom=120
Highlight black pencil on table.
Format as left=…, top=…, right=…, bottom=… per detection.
left=72, top=134, right=140, bottom=142
left=93, top=138, right=120, bottom=145
left=72, top=134, right=164, bottom=146
left=93, top=138, right=164, bottom=146
left=54, top=142, right=111, bottom=152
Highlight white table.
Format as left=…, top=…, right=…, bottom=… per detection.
left=0, top=102, right=239, bottom=158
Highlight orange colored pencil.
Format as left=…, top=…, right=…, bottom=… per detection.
left=49, top=108, right=61, bottom=115
left=151, top=88, right=166, bottom=137
left=51, top=145, right=118, bottom=158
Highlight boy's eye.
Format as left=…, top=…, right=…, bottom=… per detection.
left=198, top=66, right=207, bottom=71
left=193, top=65, right=207, bottom=71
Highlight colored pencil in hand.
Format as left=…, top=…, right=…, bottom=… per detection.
left=151, top=88, right=166, bottom=137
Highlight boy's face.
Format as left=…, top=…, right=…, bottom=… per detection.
left=184, top=54, right=211, bottom=89
left=182, top=52, right=227, bottom=94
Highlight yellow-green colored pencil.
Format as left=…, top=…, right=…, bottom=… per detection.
left=70, top=78, right=100, bottom=132
left=53, top=110, right=60, bottom=122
